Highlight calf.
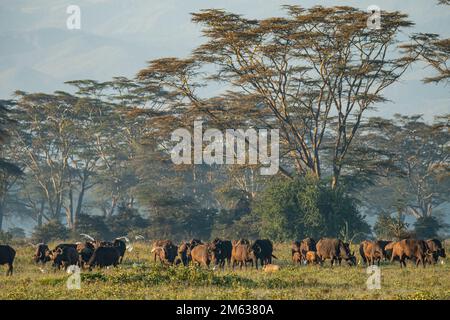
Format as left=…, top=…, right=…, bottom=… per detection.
left=305, top=251, right=321, bottom=265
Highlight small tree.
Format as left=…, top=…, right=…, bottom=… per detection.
left=373, top=210, right=411, bottom=240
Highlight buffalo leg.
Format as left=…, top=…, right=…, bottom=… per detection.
left=7, top=263, right=13, bottom=276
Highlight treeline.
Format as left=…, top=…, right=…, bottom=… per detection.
left=0, top=5, right=449, bottom=242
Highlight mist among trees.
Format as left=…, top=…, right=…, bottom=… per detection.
left=0, top=5, right=449, bottom=243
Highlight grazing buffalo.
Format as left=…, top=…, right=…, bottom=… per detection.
left=359, top=240, right=384, bottom=266
left=231, top=241, right=256, bottom=269
left=151, top=240, right=178, bottom=265
left=251, top=239, right=276, bottom=267
left=426, top=239, right=446, bottom=264
left=49, top=246, right=79, bottom=270
left=305, top=251, right=321, bottom=265
left=34, top=243, right=50, bottom=264
left=0, top=245, right=16, bottom=276
left=87, top=246, right=120, bottom=269
left=388, top=239, right=431, bottom=268
left=316, top=238, right=355, bottom=266
left=190, top=244, right=212, bottom=267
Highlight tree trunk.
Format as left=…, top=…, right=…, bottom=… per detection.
left=0, top=202, right=3, bottom=231
left=331, top=165, right=340, bottom=190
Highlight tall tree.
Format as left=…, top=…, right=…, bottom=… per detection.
left=0, top=100, right=22, bottom=230
left=138, top=6, right=422, bottom=189
left=360, top=115, right=450, bottom=219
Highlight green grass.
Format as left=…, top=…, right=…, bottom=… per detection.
left=0, top=242, right=449, bottom=300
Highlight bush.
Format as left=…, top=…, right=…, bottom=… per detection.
left=32, top=220, right=70, bottom=243
left=0, top=230, right=13, bottom=243
left=8, top=227, right=26, bottom=239
left=106, top=205, right=150, bottom=238
left=253, top=175, right=370, bottom=241
left=211, top=209, right=261, bottom=240
left=76, top=214, right=111, bottom=240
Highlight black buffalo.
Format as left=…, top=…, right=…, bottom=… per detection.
left=251, top=239, right=277, bottom=268
left=0, top=245, right=16, bottom=276
left=34, top=243, right=50, bottom=264
left=87, top=246, right=120, bottom=269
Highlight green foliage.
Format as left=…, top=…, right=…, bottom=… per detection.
left=253, top=176, right=370, bottom=241
left=75, top=214, right=111, bottom=239
left=31, top=220, right=69, bottom=243
left=0, top=230, right=12, bottom=242
left=106, top=205, right=150, bottom=238
left=211, top=209, right=261, bottom=240
left=414, top=216, right=445, bottom=239
left=7, top=227, right=26, bottom=239
left=373, top=211, right=411, bottom=240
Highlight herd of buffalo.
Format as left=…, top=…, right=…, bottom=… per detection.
left=0, top=237, right=447, bottom=276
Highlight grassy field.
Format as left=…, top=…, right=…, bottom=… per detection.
left=0, top=242, right=449, bottom=300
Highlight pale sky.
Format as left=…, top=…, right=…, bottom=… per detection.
left=0, top=0, right=449, bottom=121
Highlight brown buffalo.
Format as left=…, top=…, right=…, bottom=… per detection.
left=359, top=240, right=384, bottom=266
left=262, top=264, right=280, bottom=272
left=0, top=245, right=16, bottom=276
left=305, top=251, right=321, bottom=265
left=389, top=239, right=431, bottom=268
left=231, top=242, right=256, bottom=269
left=151, top=240, right=178, bottom=265
left=300, top=237, right=316, bottom=259
left=292, top=251, right=302, bottom=265
left=316, top=238, right=355, bottom=266
left=292, top=241, right=301, bottom=262
left=190, top=244, right=212, bottom=267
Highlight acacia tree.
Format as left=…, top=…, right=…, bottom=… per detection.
left=138, top=6, right=422, bottom=188
left=361, top=114, right=450, bottom=219
left=402, top=0, right=450, bottom=85
left=0, top=100, right=22, bottom=230
left=11, top=91, right=110, bottom=229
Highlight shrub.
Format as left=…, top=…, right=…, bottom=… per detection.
left=32, top=220, right=70, bottom=243
left=253, top=175, right=370, bottom=241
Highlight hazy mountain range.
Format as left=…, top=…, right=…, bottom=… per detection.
left=1, top=0, right=448, bottom=122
